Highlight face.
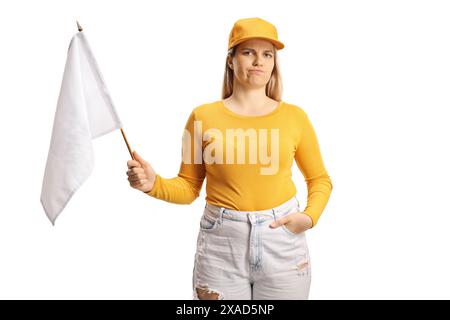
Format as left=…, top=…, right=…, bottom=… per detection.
left=228, top=38, right=276, bottom=89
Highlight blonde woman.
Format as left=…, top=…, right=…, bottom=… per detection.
left=126, top=17, right=333, bottom=300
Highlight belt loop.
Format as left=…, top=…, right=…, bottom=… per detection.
left=271, top=208, right=276, bottom=220
left=295, top=196, right=300, bottom=207
left=219, top=207, right=225, bottom=224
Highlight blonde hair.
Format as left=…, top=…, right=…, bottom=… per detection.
left=221, top=44, right=283, bottom=101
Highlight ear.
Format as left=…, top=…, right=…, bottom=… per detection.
left=227, top=57, right=233, bottom=69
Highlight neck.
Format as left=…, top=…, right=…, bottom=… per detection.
left=227, top=87, right=271, bottom=111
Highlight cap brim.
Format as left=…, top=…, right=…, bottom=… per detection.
left=230, top=36, right=284, bottom=50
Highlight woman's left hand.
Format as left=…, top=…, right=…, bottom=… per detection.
left=269, top=211, right=313, bottom=234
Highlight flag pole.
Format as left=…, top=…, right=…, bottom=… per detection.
left=76, top=20, right=135, bottom=160
left=120, top=128, right=135, bottom=160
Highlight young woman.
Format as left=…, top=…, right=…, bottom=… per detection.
left=126, top=17, right=333, bottom=300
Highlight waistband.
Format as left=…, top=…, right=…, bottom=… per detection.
left=204, top=195, right=300, bottom=222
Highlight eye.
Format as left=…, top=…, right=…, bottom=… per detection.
left=242, top=51, right=273, bottom=58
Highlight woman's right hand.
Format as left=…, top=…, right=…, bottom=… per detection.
left=127, top=151, right=157, bottom=193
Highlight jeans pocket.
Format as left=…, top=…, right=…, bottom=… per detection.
left=279, top=207, right=302, bottom=237
left=199, top=212, right=222, bottom=232
left=281, top=222, right=305, bottom=236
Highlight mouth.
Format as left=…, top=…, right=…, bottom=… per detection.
left=248, top=70, right=264, bottom=74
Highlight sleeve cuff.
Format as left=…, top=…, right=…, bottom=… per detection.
left=145, top=174, right=160, bottom=197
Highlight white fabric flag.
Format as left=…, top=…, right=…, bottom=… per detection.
left=41, top=31, right=122, bottom=225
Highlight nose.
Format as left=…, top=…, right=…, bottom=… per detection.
left=253, top=53, right=263, bottom=66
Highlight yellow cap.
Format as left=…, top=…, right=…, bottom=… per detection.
left=228, top=17, right=284, bottom=50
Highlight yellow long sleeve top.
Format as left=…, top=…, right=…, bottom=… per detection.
left=146, top=100, right=333, bottom=227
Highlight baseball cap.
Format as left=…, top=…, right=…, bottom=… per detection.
left=228, top=17, right=284, bottom=50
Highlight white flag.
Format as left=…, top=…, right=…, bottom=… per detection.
left=41, top=31, right=122, bottom=225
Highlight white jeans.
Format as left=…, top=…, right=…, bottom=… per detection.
left=192, top=195, right=311, bottom=300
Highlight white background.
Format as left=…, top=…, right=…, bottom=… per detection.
left=1, top=0, right=449, bottom=299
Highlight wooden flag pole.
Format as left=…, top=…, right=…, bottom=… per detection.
left=120, top=128, right=135, bottom=160
left=76, top=20, right=135, bottom=160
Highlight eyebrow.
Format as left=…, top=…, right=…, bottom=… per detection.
left=240, top=48, right=274, bottom=53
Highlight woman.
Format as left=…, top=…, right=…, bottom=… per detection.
left=126, top=17, right=333, bottom=300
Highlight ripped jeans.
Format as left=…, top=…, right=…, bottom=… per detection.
left=192, top=195, right=311, bottom=300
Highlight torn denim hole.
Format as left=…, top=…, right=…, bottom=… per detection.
left=294, top=257, right=310, bottom=276
left=193, top=284, right=224, bottom=300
